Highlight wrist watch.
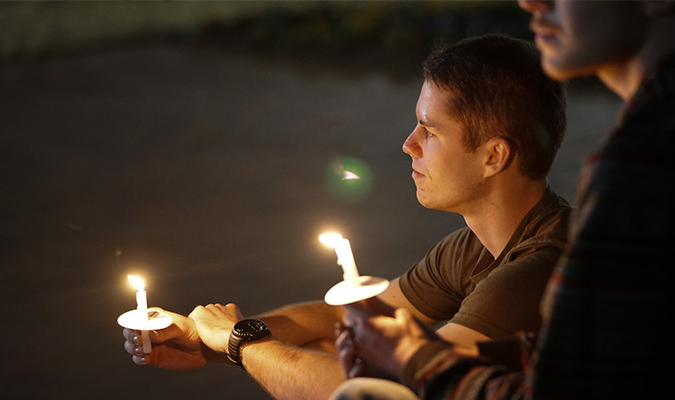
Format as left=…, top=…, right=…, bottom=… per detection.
left=227, top=319, right=271, bottom=368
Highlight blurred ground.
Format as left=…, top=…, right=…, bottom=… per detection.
left=0, top=2, right=623, bottom=400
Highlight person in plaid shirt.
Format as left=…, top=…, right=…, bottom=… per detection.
left=333, top=2, right=675, bottom=400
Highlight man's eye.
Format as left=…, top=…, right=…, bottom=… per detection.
left=423, top=128, right=435, bottom=138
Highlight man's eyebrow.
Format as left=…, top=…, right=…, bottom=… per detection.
left=418, top=117, right=436, bottom=127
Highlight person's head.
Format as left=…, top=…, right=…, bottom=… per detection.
left=518, top=1, right=675, bottom=91
left=403, top=34, right=566, bottom=212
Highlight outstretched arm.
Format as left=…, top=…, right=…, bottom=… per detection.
left=225, top=280, right=489, bottom=400
left=256, top=300, right=345, bottom=351
left=191, top=302, right=347, bottom=400
left=184, top=282, right=432, bottom=400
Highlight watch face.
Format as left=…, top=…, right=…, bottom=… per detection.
left=235, top=319, right=269, bottom=339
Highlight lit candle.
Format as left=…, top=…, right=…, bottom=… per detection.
left=127, top=275, right=151, bottom=353
left=319, top=232, right=360, bottom=283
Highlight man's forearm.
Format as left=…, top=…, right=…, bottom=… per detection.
left=239, top=301, right=346, bottom=399
left=241, top=336, right=346, bottom=400
left=256, top=301, right=344, bottom=347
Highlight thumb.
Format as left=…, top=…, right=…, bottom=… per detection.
left=394, top=307, right=423, bottom=336
left=148, top=308, right=196, bottom=344
left=394, top=307, right=413, bottom=322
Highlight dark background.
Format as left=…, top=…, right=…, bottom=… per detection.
left=0, top=2, right=622, bottom=399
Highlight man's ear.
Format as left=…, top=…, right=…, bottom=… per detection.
left=483, top=137, right=513, bottom=178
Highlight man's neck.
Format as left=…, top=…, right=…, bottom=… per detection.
left=599, top=13, right=675, bottom=101
left=464, top=180, right=547, bottom=259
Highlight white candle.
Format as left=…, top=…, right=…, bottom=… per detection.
left=136, top=289, right=148, bottom=319
left=319, top=233, right=360, bottom=283
left=128, top=275, right=151, bottom=353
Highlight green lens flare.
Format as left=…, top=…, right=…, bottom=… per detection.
left=324, top=156, right=373, bottom=203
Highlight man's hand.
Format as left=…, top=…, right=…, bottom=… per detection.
left=189, top=303, right=244, bottom=354
left=122, top=308, right=216, bottom=371
left=337, top=299, right=440, bottom=380
left=336, top=297, right=396, bottom=379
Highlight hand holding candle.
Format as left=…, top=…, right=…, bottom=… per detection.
left=117, top=275, right=171, bottom=354
left=128, top=275, right=151, bottom=353
left=319, top=232, right=389, bottom=306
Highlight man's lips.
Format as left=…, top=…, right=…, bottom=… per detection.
left=530, top=18, right=559, bottom=41
left=412, top=170, right=425, bottom=179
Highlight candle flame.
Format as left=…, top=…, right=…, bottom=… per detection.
left=127, top=275, right=145, bottom=291
left=319, top=232, right=344, bottom=248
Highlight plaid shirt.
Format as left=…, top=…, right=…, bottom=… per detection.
left=407, top=51, right=675, bottom=400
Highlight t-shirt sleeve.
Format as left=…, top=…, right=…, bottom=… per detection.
left=450, top=246, right=560, bottom=338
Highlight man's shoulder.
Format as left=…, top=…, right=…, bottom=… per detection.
left=524, top=189, right=571, bottom=237
left=507, top=189, right=571, bottom=259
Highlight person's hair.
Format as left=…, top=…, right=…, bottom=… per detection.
left=422, top=34, right=567, bottom=180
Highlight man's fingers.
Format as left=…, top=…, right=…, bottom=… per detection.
left=132, top=354, right=148, bottom=366
left=350, top=356, right=366, bottom=379
left=222, top=303, right=244, bottom=320
left=121, top=308, right=188, bottom=349
left=124, top=338, right=141, bottom=355
left=122, top=328, right=137, bottom=343
left=335, top=322, right=353, bottom=352
left=152, top=310, right=195, bottom=343
left=337, top=333, right=356, bottom=377
left=335, top=323, right=367, bottom=379
left=337, top=337, right=366, bottom=379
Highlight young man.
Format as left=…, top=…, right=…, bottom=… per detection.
left=122, top=34, right=569, bottom=400
left=333, top=2, right=675, bottom=400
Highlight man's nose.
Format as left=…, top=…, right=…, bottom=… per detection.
left=518, top=0, right=553, bottom=13
left=402, top=128, right=421, bottom=157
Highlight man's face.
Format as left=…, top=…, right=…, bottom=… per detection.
left=519, top=0, right=646, bottom=81
left=402, top=81, right=487, bottom=214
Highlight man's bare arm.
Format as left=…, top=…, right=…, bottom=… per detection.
left=239, top=336, right=346, bottom=400
left=213, top=280, right=488, bottom=400
left=255, top=300, right=344, bottom=351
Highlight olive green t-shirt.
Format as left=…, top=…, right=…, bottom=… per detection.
left=399, top=188, right=570, bottom=338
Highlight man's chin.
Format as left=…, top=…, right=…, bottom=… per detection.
left=416, top=192, right=433, bottom=209
left=542, top=57, right=596, bottom=82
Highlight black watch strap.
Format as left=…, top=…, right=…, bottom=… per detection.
left=227, top=319, right=271, bottom=368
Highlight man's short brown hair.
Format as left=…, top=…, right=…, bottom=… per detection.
left=423, top=34, right=567, bottom=180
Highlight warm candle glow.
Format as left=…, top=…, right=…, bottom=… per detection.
left=319, top=232, right=344, bottom=248
left=127, top=275, right=145, bottom=291
left=319, top=232, right=360, bottom=283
